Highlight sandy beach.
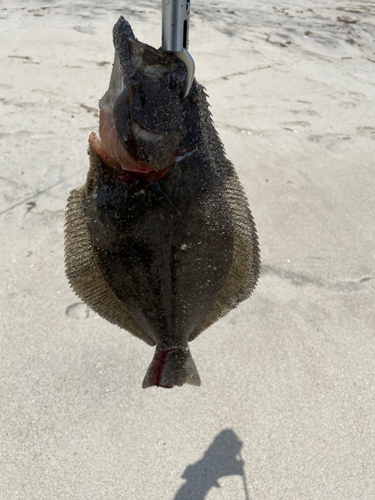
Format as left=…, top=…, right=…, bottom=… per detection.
left=1, top=1, right=375, bottom=498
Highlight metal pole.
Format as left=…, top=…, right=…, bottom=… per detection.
left=162, top=0, right=195, bottom=97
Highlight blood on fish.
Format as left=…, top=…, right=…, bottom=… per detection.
left=113, top=162, right=172, bottom=185
left=148, top=347, right=179, bottom=388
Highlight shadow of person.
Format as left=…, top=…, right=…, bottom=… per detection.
left=173, top=429, right=249, bottom=500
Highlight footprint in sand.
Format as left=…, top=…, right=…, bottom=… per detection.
left=66, top=302, right=89, bottom=319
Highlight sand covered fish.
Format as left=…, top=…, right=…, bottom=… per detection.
left=64, top=17, right=260, bottom=388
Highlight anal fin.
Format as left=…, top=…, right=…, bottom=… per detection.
left=64, top=187, right=155, bottom=346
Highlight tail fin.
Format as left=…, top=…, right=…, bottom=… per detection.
left=142, top=346, right=201, bottom=389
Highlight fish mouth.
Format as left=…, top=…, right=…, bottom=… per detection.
left=89, top=22, right=187, bottom=175
left=89, top=112, right=169, bottom=174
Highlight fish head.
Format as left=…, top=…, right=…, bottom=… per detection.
left=91, top=17, right=191, bottom=174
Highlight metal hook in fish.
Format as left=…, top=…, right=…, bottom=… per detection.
left=162, top=0, right=195, bottom=98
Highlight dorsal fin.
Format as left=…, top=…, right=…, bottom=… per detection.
left=189, top=86, right=260, bottom=341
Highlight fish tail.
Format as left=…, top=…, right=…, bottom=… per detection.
left=142, top=346, right=201, bottom=389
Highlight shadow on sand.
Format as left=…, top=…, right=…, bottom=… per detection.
left=173, top=429, right=249, bottom=500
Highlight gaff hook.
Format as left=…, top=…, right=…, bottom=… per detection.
left=162, top=0, right=195, bottom=98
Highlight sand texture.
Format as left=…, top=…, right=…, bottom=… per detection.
left=1, top=1, right=375, bottom=499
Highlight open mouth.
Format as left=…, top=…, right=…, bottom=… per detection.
left=89, top=49, right=168, bottom=174
left=89, top=112, right=168, bottom=174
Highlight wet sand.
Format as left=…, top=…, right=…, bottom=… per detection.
left=1, top=1, right=375, bottom=499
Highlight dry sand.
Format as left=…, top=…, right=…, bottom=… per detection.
left=1, top=1, right=375, bottom=499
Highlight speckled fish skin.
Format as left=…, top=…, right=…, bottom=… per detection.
left=64, top=17, right=260, bottom=389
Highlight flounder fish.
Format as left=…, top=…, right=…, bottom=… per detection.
left=64, top=17, right=260, bottom=389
